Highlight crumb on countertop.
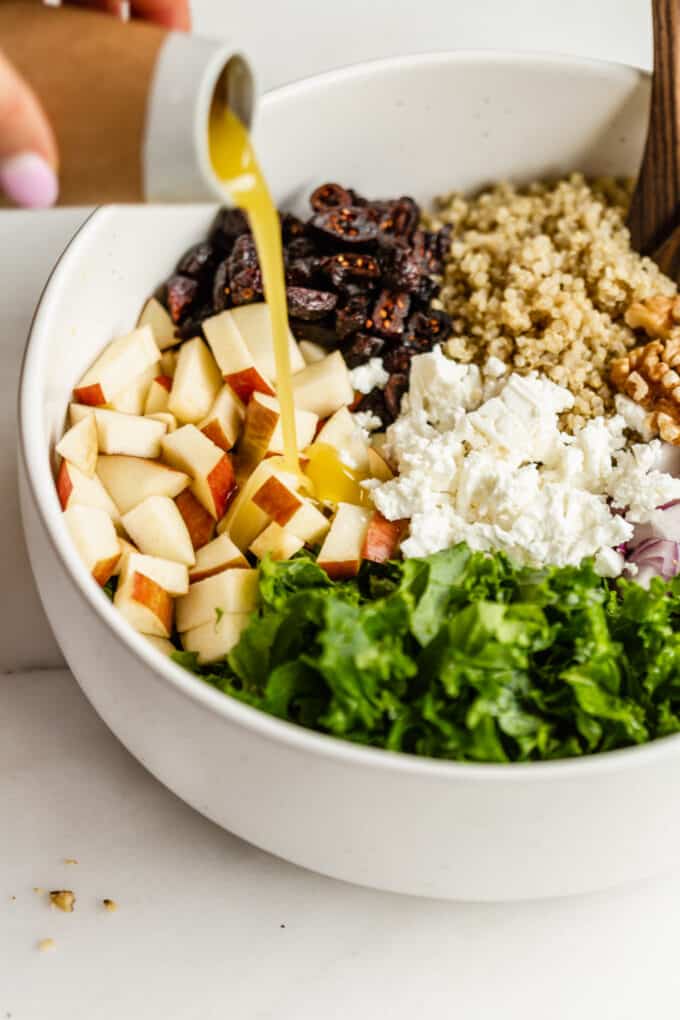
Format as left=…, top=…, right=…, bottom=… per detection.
left=102, top=898, right=117, bottom=913
left=32, top=887, right=44, bottom=895
left=50, top=890, right=76, bottom=913
left=63, top=858, right=79, bottom=866
left=37, top=938, right=56, bottom=953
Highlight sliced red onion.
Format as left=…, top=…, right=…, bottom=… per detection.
left=624, top=537, right=680, bottom=587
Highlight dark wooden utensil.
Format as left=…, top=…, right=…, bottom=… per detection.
left=628, top=0, right=680, bottom=276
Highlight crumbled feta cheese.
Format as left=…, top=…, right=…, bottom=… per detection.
left=349, top=358, right=389, bottom=394
left=371, top=350, right=680, bottom=576
left=352, top=410, right=382, bottom=434
left=615, top=394, right=655, bottom=442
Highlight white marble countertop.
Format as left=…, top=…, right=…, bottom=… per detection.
left=4, top=1, right=678, bottom=1016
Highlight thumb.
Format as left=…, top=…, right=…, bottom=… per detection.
left=0, top=48, right=58, bottom=208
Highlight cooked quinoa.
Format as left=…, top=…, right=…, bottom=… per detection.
left=425, top=174, right=677, bottom=429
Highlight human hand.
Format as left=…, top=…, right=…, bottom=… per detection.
left=0, top=0, right=191, bottom=208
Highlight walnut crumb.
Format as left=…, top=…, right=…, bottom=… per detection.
left=102, top=898, right=117, bottom=913
left=33, top=887, right=45, bottom=895
left=50, top=890, right=76, bottom=913
left=38, top=938, right=56, bottom=952
left=63, top=858, right=79, bottom=866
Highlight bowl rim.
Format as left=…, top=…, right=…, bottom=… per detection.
left=21, top=47, right=679, bottom=783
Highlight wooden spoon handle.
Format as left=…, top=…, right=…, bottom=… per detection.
left=628, top=0, right=680, bottom=254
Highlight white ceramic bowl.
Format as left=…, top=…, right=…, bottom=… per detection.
left=19, top=52, right=679, bottom=902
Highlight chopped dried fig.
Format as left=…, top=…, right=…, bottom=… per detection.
left=286, top=235, right=320, bottom=260
left=228, top=233, right=259, bottom=276
left=310, top=183, right=355, bottom=212
left=286, top=287, right=338, bottom=321
left=310, top=207, right=378, bottom=246
left=289, top=319, right=339, bottom=346
left=382, top=345, right=412, bottom=374
left=371, top=289, right=411, bottom=339
left=285, top=256, right=321, bottom=288
left=343, top=332, right=385, bottom=368
left=384, top=373, right=409, bottom=418
left=165, top=275, right=199, bottom=324
left=212, top=259, right=230, bottom=312
left=210, top=208, right=250, bottom=251
left=176, top=242, right=215, bottom=279
left=335, top=293, right=371, bottom=340
left=320, top=252, right=382, bottom=289
left=230, top=266, right=263, bottom=306
left=354, top=387, right=390, bottom=428
left=406, top=308, right=453, bottom=344
left=280, top=212, right=308, bottom=243
left=376, top=197, right=420, bottom=247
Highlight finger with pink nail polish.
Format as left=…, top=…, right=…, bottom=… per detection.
left=0, top=50, right=58, bottom=209
left=0, top=152, right=59, bottom=209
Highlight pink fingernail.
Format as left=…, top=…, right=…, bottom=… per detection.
left=0, top=152, right=58, bottom=209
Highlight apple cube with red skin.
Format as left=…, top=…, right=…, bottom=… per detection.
left=181, top=612, right=251, bottom=664
left=96, top=455, right=189, bottom=514
left=57, top=460, right=120, bottom=521
left=137, top=297, right=177, bottom=350
left=229, top=303, right=305, bottom=381
left=63, top=504, right=121, bottom=586
left=168, top=337, right=222, bottom=425
left=250, top=522, right=304, bottom=562
left=56, top=412, right=98, bottom=477
left=292, top=352, right=354, bottom=419
left=218, top=459, right=300, bottom=550
left=73, top=325, right=159, bottom=406
left=70, top=405, right=167, bottom=458
left=114, top=551, right=188, bottom=638
left=238, top=393, right=317, bottom=477
left=189, top=532, right=248, bottom=582
left=198, top=385, right=245, bottom=452
left=317, top=503, right=372, bottom=579
left=121, top=495, right=196, bottom=567
left=175, top=490, right=216, bottom=550
left=314, top=406, right=370, bottom=473
left=361, top=512, right=408, bottom=564
left=162, top=425, right=236, bottom=520
left=176, top=568, right=259, bottom=633
left=203, top=309, right=275, bottom=403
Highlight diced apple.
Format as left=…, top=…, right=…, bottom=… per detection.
left=108, top=361, right=160, bottom=415
left=168, top=337, right=222, bottom=425
left=367, top=446, right=394, bottom=482
left=292, top=352, right=353, bottom=419
left=217, top=459, right=299, bottom=550
left=143, top=634, right=178, bottom=656
left=175, top=490, right=216, bottom=550
left=120, top=551, right=189, bottom=595
left=299, top=339, right=328, bottom=365
left=159, top=349, right=179, bottom=377
left=251, top=472, right=304, bottom=526
left=112, top=537, right=138, bottom=575
left=238, top=392, right=281, bottom=474
left=283, top=500, right=330, bottom=544
left=250, top=522, right=304, bottom=562
left=73, top=325, right=159, bottom=406
left=259, top=394, right=317, bottom=458
left=145, top=411, right=177, bottom=432
left=161, top=425, right=236, bottom=519
left=144, top=376, right=173, bottom=414
left=137, top=296, right=177, bottom=350
left=181, top=612, right=250, bottom=664
left=56, top=412, right=98, bottom=477
left=176, top=568, right=259, bottom=632
left=57, top=460, right=119, bottom=520
left=229, top=302, right=305, bottom=379
left=97, top=455, right=189, bottom=514
left=314, top=406, right=370, bottom=473
left=316, top=503, right=371, bottom=579
left=203, top=309, right=274, bottom=402
left=361, top=511, right=407, bottom=564
left=121, top=496, right=195, bottom=566
left=70, top=405, right=167, bottom=458
left=198, top=385, right=245, bottom=452
left=63, top=504, right=121, bottom=585
left=189, top=533, right=248, bottom=582
left=114, top=569, right=174, bottom=638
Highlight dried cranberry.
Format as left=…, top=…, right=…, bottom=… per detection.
left=335, top=293, right=371, bottom=340
left=376, top=197, right=420, bottom=247
left=384, top=373, right=409, bottom=419
left=310, top=207, right=378, bottom=246
left=310, top=183, right=354, bottom=212
left=210, top=208, right=251, bottom=252
left=371, top=290, right=411, bottom=339
left=354, top=388, right=390, bottom=428
left=289, top=319, right=339, bottom=346
left=343, top=333, right=385, bottom=368
left=212, top=259, right=230, bottom=312
left=405, top=309, right=453, bottom=344
left=320, top=252, right=382, bottom=289
left=230, top=266, right=263, bottom=306
left=286, top=287, right=337, bottom=321
left=176, top=242, right=215, bottom=279
left=165, top=274, right=199, bottom=324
